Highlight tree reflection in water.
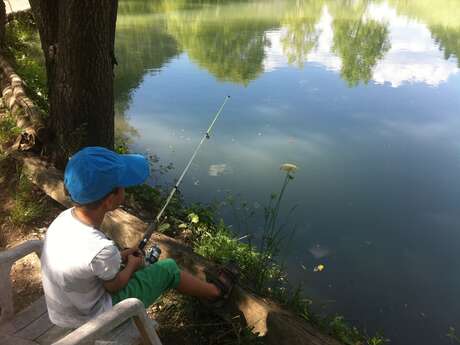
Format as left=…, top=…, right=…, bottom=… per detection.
left=116, top=0, right=460, bottom=93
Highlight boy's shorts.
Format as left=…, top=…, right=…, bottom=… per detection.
left=111, top=258, right=181, bottom=307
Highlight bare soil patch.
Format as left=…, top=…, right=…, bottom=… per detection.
left=0, top=156, right=64, bottom=312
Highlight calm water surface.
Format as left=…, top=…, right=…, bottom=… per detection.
left=114, top=1, right=460, bottom=344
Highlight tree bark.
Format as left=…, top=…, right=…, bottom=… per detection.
left=0, top=1, right=5, bottom=49
left=28, top=0, right=118, bottom=167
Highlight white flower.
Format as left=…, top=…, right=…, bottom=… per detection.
left=280, top=163, right=298, bottom=173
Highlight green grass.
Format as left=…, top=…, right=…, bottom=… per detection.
left=10, top=172, right=45, bottom=225
left=193, top=219, right=281, bottom=288
left=4, top=13, right=48, bottom=113
left=0, top=111, right=22, bottom=147
left=314, top=315, right=389, bottom=345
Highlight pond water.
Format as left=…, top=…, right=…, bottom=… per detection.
left=114, top=1, right=460, bottom=344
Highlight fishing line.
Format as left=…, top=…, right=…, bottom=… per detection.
left=138, top=95, right=230, bottom=251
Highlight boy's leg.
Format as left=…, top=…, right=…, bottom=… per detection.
left=111, top=258, right=181, bottom=306
left=111, top=258, right=221, bottom=306
left=176, top=270, right=220, bottom=300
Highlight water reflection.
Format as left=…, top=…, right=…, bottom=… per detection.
left=115, top=0, right=460, bottom=93
left=115, top=11, right=180, bottom=115
left=267, top=2, right=460, bottom=87
left=165, top=11, right=271, bottom=85
left=330, top=3, right=390, bottom=86
left=114, top=1, right=460, bottom=344
left=279, top=0, right=324, bottom=68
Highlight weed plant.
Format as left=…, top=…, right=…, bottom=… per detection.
left=186, top=166, right=296, bottom=295
left=10, top=171, right=45, bottom=225
left=193, top=219, right=281, bottom=288
left=255, top=167, right=297, bottom=290
left=4, top=13, right=48, bottom=113
left=0, top=111, right=21, bottom=147
left=448, top=327, right=460, bottom=344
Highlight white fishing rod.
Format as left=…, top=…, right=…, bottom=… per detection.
left=138, top=96, right=230, bottom=257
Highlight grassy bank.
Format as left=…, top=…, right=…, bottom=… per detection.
left=2, top=13, right=389, bottom=345
left=4, top=11, right=48, bottom=112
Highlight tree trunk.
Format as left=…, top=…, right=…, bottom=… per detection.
left=0, top=1, right=5, bottom=49
left=28, top=0, right=118, bottom=167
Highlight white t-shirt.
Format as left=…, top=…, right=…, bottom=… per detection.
left=41, top=208, right=121, bottom=327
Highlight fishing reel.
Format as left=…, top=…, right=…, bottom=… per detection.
left=143, top=243, right=162, bottom=266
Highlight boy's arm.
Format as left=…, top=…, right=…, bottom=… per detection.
left=91, top=245, right=144, bottom=294
left=103, top=254, right=143, bottom=293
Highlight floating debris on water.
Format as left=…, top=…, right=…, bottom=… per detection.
left=301, top=264, right=307, bottom=270
left=314, top=264, right=325, bottom=272
left=309, top=244, right=330, bottom=259
left=209, top=163, right=231, bottom=176
left=193, top=180, right=200, bottom=185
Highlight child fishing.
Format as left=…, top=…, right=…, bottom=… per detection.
left=40, top=146, right=237, bottom=327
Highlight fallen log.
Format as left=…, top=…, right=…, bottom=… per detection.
left=19, top=152, right=342, bottom=345
left=0, top=54, right=47, bottom=152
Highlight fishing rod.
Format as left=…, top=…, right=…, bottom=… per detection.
left=138, top=96, right=230, bottom=262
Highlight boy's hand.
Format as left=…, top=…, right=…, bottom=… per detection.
left=126, top=251, right=144, bottom=271
left=121, top=247, right=142, bottom=262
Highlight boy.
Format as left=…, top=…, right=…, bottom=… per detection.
left=41, top=146, right=234, bottom=328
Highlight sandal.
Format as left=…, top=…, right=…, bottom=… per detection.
left=202, top=261, right=240, bottom=308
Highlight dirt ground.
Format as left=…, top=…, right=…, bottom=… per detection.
left=0, top=156, right=64, bottom=312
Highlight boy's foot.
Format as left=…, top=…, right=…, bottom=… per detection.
left=203, top=261, right=240, bottom=308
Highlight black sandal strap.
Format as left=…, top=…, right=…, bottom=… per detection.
left=207, top=261, right=240, bottom=298
left=208, top=275, right=230, bottom=297
left=220, top=261, right=240, bottom=281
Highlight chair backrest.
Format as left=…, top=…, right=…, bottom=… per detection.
left=0, top=240, right=43, bottom=323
